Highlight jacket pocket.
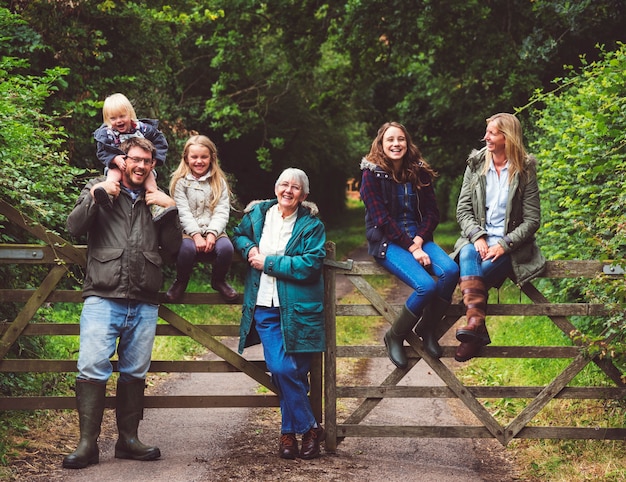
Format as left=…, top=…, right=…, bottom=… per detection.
left=88, top=248, right=124, bottom=290
left=292, top=301, right=324, bottom=333
left=137, top=251, right=163, bottom=293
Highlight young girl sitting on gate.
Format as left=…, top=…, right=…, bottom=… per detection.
left=165, top=135, right=238, bottom=303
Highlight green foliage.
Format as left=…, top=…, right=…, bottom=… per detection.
left=0, top=54, right=81, bottom=230
left=526, top=44, right=626, bottom=364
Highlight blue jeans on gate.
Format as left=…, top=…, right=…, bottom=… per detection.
left=254, top=306, right=317, bottom=435
left=458, top=243, right=512, bottom=289
left=76, top=296, right=159, bottom=383
left=376, top=241, right=459, bottom=315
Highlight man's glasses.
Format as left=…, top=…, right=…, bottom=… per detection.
left=125, top=155, right=155, bottom=166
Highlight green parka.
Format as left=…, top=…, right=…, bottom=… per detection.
left=67, top=177, right=182, bottom=304
left=451, top=147, right=546, bottom=286
left=233, top=199, right=326, bottom=354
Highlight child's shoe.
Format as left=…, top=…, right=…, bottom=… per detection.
left=93, top=186, right=113, bottom=210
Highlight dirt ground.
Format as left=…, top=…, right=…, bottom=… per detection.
left=8, top=247, right=525, bottom=481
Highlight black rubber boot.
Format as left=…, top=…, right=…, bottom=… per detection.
left=114, top=379, right=161, bottom=461
left=384, top=305, right=419, bottom=369
left=62, top=380, right=106, bottom=469
left=414, top=296, right=450, bottom=359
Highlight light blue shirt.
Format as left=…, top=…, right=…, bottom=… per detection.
left=485, top=159, right=509, bottom=246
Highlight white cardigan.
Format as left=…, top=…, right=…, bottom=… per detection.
left=173, top=172, right=230, bottom=237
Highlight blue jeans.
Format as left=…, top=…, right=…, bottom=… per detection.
left=376, top=241, right=459, bottom=315
left=76, top=296, right=159, bottom=383
left=458, top=243, right=512, bottom=288
left=254, top=306, right=317, bottom=435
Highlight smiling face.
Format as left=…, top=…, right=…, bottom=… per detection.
left=185, top=144, right=212, bottom=178
left=484, top=120, right=506, bottom=157
left=275, top=177, right=307, bottom=217
left=121, top=145, right=154, bottom=189
left=382, top=126, right=407, bottom=165
left=106, top=109, right=133, bottom=134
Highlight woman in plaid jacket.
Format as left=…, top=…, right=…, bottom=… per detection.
left=360, top=122, right=459, bottom=368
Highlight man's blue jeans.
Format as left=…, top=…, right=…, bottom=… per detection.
left=458, top=243, right=512, bottom=288
left=76, top=296, right=158, bottom=383
left=254, top=306, right=317, bottom=435
left=376, top=241, right=460, bottom=315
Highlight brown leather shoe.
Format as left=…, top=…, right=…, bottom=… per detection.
left=456, top=317, right=491, bottom=345
left=165, top=278, right=188, bottom=303
left=300, top=426, right=325, bottom=460
left=279, top=433, right=298, bottom=459
left=455, top=341, right=484, bottom=362
left=211, top=280, right=238, bottom=303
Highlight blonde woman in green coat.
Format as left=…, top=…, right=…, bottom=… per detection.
left=451, top=113, right=546, bottom=362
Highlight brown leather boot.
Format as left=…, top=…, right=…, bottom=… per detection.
left=211, top=265, right=238, bottom=302
left=456, top=276, right=491, bottom=345
left=455, top=341, right=484, bottom=362
left=279, top=433, right=298, bottom=459
left=211, top=279, right=238, bottom=302
left=165, top=278, right=189, bottom=303
left=300, top=426, right=325, bottom=459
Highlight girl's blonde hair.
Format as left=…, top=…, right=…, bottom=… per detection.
left=169, top=135, right=231, bottom=212
left=102, top=93, right=138, bottom=126
left=483, top=113, right=530, bottom=182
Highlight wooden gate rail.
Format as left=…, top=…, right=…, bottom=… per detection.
left=323, top=243, right=626, bottom=450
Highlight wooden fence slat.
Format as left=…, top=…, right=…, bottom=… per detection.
left=504, top=352, right=593, bottom=443
left=336, top=386, right=626, bottom=399
left=522, top=282, right=626, bottom=387
left=0, top=200, right=86, bottom=266
left=0, top=265, right=67, bottom=359
left=337, top=424, right=626, bottom=441
left=0, top=395, right=280, bottom=411
left=338, top=424, right=494, bottom=439
left=0, top=322, right=240, bottom=337
left=157, top=305, right=278, bottom=393
left=0, top=359, right=269, bottom=373
left=336, top=345, right=583, bottom=358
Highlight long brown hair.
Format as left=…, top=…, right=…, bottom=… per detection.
left=365, top=121, right=437, bottom=187
left=169, top=135, right=231, bottom=212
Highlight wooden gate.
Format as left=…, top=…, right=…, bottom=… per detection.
left=323, top=245, right=626, bottom=450
left=1, top=199, right=625, bottom=449
left=0, top=199, right=323, bottom=417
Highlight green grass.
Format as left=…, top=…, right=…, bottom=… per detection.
left=454, top=281, right=626, bottom=481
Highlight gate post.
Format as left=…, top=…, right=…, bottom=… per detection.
left=323, top=241, right=338, bottom=452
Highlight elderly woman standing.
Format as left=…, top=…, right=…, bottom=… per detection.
left=452, top=113, right=545, bottom=362
left=232, top=168, right=326, bottom=460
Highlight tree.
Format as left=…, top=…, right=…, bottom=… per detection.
left=526, top=44, right=626, bottom=364
left=333, top=0, right=625, bottom=218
